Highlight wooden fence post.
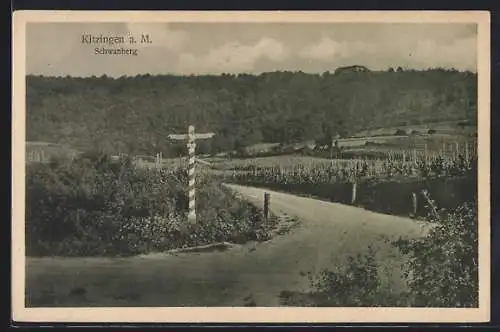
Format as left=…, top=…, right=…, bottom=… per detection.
left=351, top=181, right=357, bottom=204
left=465, top=141, right=469, bottom=162
left=411, top=192, right=417, bottom=217
left=264, top=192, right=270, bottom=223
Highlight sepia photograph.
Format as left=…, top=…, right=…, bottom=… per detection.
left=12, top=11, right=490, bottom=323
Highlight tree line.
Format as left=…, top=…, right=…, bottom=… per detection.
left=26, top=67, right=477, bottom=157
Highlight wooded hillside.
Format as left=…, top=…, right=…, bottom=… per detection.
left=26, top=68, right=477, bottom=156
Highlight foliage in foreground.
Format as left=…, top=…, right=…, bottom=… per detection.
left=394, top=200, right=478, bottom=307
left=281, top=199, right=479, bottom=307
left=26, top=153, right=275, bottom=257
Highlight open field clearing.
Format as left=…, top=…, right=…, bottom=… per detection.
left=26, top=141, right=81, bottom=163
left=337, top=133, right=473, bottom=148
left=353, top=121, right=477, bottom=138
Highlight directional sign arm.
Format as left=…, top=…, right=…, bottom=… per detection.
left=193, top=133, right=216, bottom=140
left=168, top=134, right=189, bottom=140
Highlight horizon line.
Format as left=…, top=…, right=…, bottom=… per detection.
left=26, top=66, right=477, bottom=79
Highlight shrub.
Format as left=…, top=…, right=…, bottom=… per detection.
left=26, top=153, right=274, bottom=257
left=411, top=130, right=421, bottom=136
left=394, top=129, right=407, bottom=136
left=280, top=198, right=478, bottom=307
left=280, top=246, right=410, bottom=307
left=393, top=199, right=479, bottom=307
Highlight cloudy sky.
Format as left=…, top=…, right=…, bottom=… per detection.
left=26, top=22, right=477, bottom=77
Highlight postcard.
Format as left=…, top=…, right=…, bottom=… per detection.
left=12, top=10, right=490, bottom=323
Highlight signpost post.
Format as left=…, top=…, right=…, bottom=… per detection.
left=168, top=125, right=215, bottom=224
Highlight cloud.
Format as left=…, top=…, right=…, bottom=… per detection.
left=125, top=23, right=188, bottom=51
left=409, top=36, right=477, bottom=71
left=178, top=37, right=290, bottom=73
left=298, top=33, right=476, bottom=71
left=26, top=23, right=477, bottom=76
left=299, top=36, right=376, bottom=61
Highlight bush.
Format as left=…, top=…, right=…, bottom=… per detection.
left=393, top=199, right=479, bottom=307
left=280, top=246, right=410, bottom=307
left=394, top=129, right=407, bottom=136
left=411, top=130, right=421, bottom=136
left=26, top=153, right=274, bottom=257
left=281, top=198, right=478, bottom=307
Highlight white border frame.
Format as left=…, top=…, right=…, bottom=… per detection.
left=12, top=10, right=491, bottom=323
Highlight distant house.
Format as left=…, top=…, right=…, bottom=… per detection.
left=334, top=65, right=370, bottom=75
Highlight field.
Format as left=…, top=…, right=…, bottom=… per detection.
left=353, top=120, right=477, bottom=138
left=208, top=155, right=334, bottom=170
left=25, top=134, right=477, bottom=223
left=26, top=141, right=81, bottom=163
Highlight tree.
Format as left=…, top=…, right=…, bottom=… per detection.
left=411, top=129, right=421, bottom=136
left=395, top=129, right=407, bottom=136
left=25, top=70, right=477, bottom=155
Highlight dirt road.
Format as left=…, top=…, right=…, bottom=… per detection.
left=26, top=184, right=429, bottom=307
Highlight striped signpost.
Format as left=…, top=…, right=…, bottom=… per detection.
left=169, top=125, right=215, bottom=224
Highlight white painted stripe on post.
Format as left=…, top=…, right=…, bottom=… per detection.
left=170, top=125, right=214, bottom=224
left=188, top=138, right=196, bottom=222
